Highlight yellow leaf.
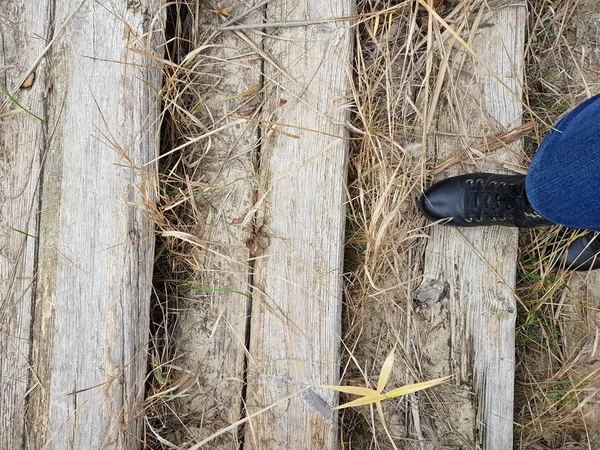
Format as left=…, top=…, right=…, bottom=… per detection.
left=377, top=349, right=395, bottom=393
left=318, top=385, right=378, bottom=396
left=335, top=375, right=452, bottom=409
left=384, top=375, right=452, bottom=399
left=376, top=401, right=386, bottom=429
left=334, top=393, right=388, bottom=410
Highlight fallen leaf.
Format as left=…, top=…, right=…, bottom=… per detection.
left=20, top=72, right=36, bottom=89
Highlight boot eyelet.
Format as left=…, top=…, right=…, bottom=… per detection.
left=475, top=218, right=483, bottom=222
left=476, top=179, right=484, bottom=184
left=465, top=217, right=473, bottom=223
left=491, top=218, right=497, bottom=221
left=501, top=217, right=507, bottom=221
left=499, top=182, right=506, bottom=186
left=466, top=179, right=474, bottom=184
left=490, top=181, right=496, bottom=185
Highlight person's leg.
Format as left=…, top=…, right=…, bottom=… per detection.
left=419, top=94, right=600, bottom=270
left=420, top=94, right=600, bottom=229
left=524, top=94, right=600, bottom=271
left=525, top=93, right=600, bottom=231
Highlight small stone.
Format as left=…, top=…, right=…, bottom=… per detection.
left=413, top=279, right=449, bottom=307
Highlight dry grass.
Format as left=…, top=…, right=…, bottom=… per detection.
left=143, top=0, right=600, bottom=448
left=143, top=3, right=222, bottom=446
left=515, top=0, right=600, bottom=448
left=340, top=1, right=432, bottom=447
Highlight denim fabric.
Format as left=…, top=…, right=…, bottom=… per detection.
left=526, top=94, right=600, bottom=231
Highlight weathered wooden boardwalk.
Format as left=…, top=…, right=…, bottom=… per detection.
left=0, top=1, right=161, bottom=448
left=4, top=0, right=600, bottom=449
left=558, top=0, right=600, bottom=440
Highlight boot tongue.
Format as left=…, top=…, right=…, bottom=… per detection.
left=506, top=182, right=543, bottom=226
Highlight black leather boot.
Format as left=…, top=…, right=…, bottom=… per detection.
left=555, top=232, right=600, bottom=271
left=419, top=173, right=553, bottom=228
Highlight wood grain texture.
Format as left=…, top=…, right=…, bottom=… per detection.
left=0, top=1, right=50, bottom=447
left=244, top=0, right=353, bottom=448
left=170, top=1, right=259, bottom=447
left=414, top=5, right=525, bottom=449
left=13, top=1, right=163, bottom=448
left=561, top=272, right=600, bottom=428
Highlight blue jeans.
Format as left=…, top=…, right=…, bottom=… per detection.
left=526, top=94, right=600, bottom=231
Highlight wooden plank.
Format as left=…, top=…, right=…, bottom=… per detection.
left=14, top=1, right=162, bottom=448
left=414, top=4, right=525, bottom=448
left=0, top=1, right=49, bottom=447
left=243, top=0, right=353, bottom=448
left=169, top=0, right=259, bottom=446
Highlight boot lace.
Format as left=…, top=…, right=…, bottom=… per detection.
left=465, top=179, right=530, bottom=225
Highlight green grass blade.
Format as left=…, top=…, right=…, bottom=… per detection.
left=12, top=228, right=38, bottom=239
left=0, top=83, right=46, bottom=122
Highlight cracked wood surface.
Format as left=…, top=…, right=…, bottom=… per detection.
left=0, top=1, right=48, bottom=448
left=0, top=1, right=161, bottom=448
left=561, top=272, right=600, bottom=429
left=414, top=4, right=525, bottom=449
left=243, top=0, right=353, bottom=448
